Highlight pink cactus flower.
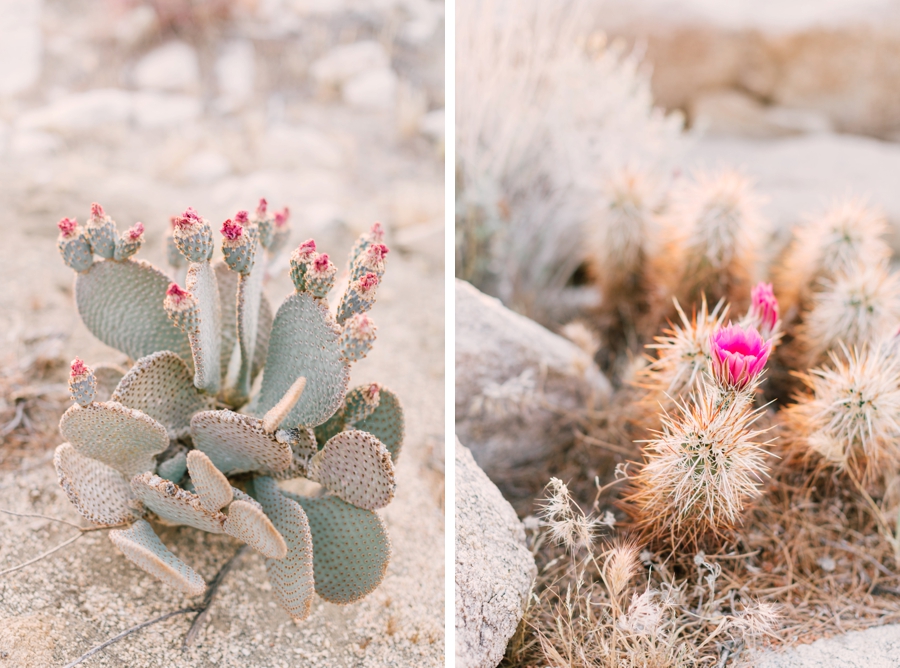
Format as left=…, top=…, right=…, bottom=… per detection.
left=370, top=222, right=384, bottom=241
left=358, top=272, right=379, bottom=292
left=234, top=210, right=249, bottom=224
left=274, top=207, right=290, bottom=227
left=749, top=282, right=779, bottom=332
left=182, top=207, right=200, bottom=222
left=221, top=219, right=244, bottom=240
left=70, top=357, right=89, bottom=378
left=367, top=382, right=380, bottom=399
left=256, top=198, right=268, bottom=215
left=313, top=253, right=331, bottom=273
left=58, top=217, right=78, bottom=237
left=127, top=222, right=144, bottom=240
left=709, top=325, right=772, bottom=389
left=90, top=202, right=105, bottom=219
left=169, top=215, right=179, bottom=229
left=166, top=283, right=191, bottom=303
left=295, top=239, right=316, bottom=261
left=368, top=243, right=389, bottom=261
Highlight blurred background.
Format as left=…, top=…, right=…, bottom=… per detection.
left=0, top=1, right=445, bottom=666
left=457, top=0, right=900, bottom=327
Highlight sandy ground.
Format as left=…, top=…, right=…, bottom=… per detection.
left=0, top=1, right=445, bottom=666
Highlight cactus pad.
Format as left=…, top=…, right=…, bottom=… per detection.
left=183, top=261, right=223, bottom=394
left=236, top=263, right=264, bottom=397
left=132, top=472, right=227, bottom=533
left=157, top=450, right=187, bottom=483
left=252, top=477, right=315, bottom=620
left=58, top=219, right=94, bottom=273
left=223, top=499, right=287, bottom=559
left=191, top=410, right=292, bottom=475
left=59, top=402, right=168, bottom=478
left=75, top=259, right=192, bottom=363
left=109, top=519, right=207, bottom=597
left=257, top=293, right=349, bottom=428
left=84, top=204, right=118, bottom=259
left=284, top=491, right=391, bottom=605
left=354, top=386, right=405, bottom=461
left=111, top=352, right=215, bottom=439
left=186, top=450, right=233, bottom=512
left=53, top=443, right=141, bottom=525
left=307, top=430, right=395, bottom=510
left=262, top=377, right=307, bottom=433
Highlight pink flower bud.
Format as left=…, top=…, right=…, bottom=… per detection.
left=221, top=219, right=243, bottom=240
left=359, top=272, right=379, bottom=292
left=370, top=221, right=384, bottom=242
left=749, top=282, right=779, bottom=332
left=274, top=207, right=290, bottom=227
left=313, top=253, right=330, bottom=273
left=295, top=239, right=316, bottom=261
left=182, top=207, right=200, bottom=222
left=58, top=217, right=78, bottom=237
left=234, top=210, right=249, bottom=224
left=367, top=381, right=380, bottom=399
left=127, top=222, right=144, bottom=240
left=169, top=215, right=179, bottom=229
left=166, top=283, right=191, bottom=303
left=256, top=198, right=267, bottom=215
left=368, top=243, right=389, bottom=260
left=90, top=202, right=105, bottom=220
left=70, top=357, right=89, bottom=378
left=709, top=325, right=771, bottom=389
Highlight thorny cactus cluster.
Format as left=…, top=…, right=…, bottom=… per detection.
left=54, top=201, right=404, bottom=619
left=585, top=170, right=900, bottom=551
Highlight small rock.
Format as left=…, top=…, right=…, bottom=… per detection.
left=114, top=5, right=159, bottom=47
left=132, top=41, right=199, bottom=92
left=456, top=279, right=612, bottom=479
left=343, top=68, right=398, bottom=110
left=419, top=108, right=445, bottom=142
left=178, top=150, right=232, bottom=184
left=132, top=92, right=201, bottom=128
left=259, top=125, right=343, bottom=170
left=690, top=89, right=833, bottom=138
left=18, top=89, right=133, bottom=131
left=215, top=41, right=255, bottom=108
left=309, top=40, right=390, bottom=88
left=456, top=437, right=536, bottom=668
left=0, top=0, right=42, bottom=95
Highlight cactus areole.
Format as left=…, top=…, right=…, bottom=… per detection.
left=54, top=202, right=405, bottom=619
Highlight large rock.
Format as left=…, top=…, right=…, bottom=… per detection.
left=754, top=623, right=900, bottom=667
left=455, top=279, right=611, bottom=477
left=455, top=438, right=536, bottom=668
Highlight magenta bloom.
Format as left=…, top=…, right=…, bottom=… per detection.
left=57, top=217, right=78, bottom=237
left=89, top=202, right=105, bottom=219
left=274, top=207, right=290, bottom=227
left=709, top=325, right=771, bottom=389
left=221, top=219, right=243, bottom=240
left=70, top=357, right=88, bottom=378
left=312, top=253, right=331, bottom=273
left=358, top=272, right=379, bottom=292
left=256, top=198, right=268, bottom=215
left=295, top=238, right=316, bottom=260
left=749, top=282, right=779, bottom=333
left=166, top=283, right=191, bottom=303
left=127, top=222, right=144, bottom=240
left=234, top=210, right=249, bottom=224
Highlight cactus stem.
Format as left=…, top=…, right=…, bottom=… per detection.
left=262, top=376, right=307, bottom=434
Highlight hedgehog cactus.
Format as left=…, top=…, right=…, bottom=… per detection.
left=53, top=205, right=405, bottom=619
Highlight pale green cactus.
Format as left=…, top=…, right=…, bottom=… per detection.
left=53, top=203, right=404, bottom=619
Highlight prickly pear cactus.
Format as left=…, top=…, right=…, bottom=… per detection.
left=54, top=204, right=403, bottom=619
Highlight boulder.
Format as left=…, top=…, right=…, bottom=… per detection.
left=455, top=279, right=611, bottom=478
left=455, top=438, right=536, bottom=668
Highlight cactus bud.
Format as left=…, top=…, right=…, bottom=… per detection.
left=114, top=222, right=145, bottom=261
left=84, top=202, right=118, bottom=259
left=268, top=207, right=291, bottom=257
left=256, top=198, right=267, bottom=216
left=339, top=312, right=378, bottom=361
left=344, top=382, right=381, bottom=423
left=221, top=218, right=256, bottom=275
left=57, top=217, right=94, bottom=272
left=349, top=221, right=386, bottom=266
left=69, top=357, right=97, bottom=406
left=307, top=253, right=337, bottom=299
left=172, top=208, right=214, bottom=263
left=289, top=239, right=318, bottom=292
left=251, top=199, right=275, bottom=249
left=747, top=282, right=779, bottom=338
left=163, top=283, right=199, bottom=332
left=351, top=242, right=389, bottom=281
